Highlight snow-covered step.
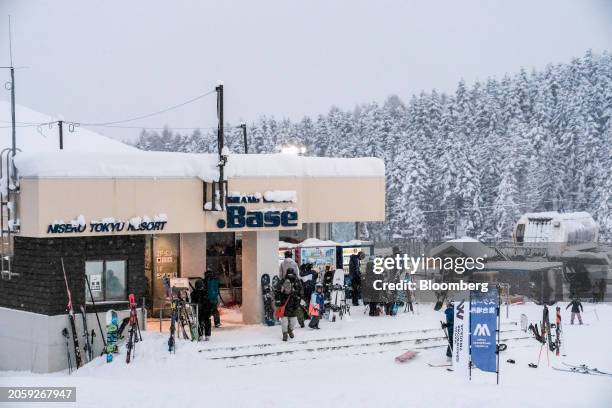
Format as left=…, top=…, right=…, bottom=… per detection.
left=205, top=331, right=527, bottom=362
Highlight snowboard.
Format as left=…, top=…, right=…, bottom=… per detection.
left=105, top=310, right=119, bottom=362
left=433, top=291, right=447, bottom=311
left=395, top=350, right=418, bottom=363
left=329, top=269, right=346, bottom=322
left=261, top=274, right=275, bottom=326
left=272, top=275, right=282, bottom=306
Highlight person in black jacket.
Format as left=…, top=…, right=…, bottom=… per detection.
left=566, top=297, right=584, bottom=325
left=190, top=278, right=213, bottom=341
left=279, top=270, right=303, bottom=341
left=349, top=252, right=365, bottom=306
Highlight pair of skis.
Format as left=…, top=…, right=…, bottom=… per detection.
left=125, top=294, right=143, bottom=363
left=553, top=362, right=612, bottom=377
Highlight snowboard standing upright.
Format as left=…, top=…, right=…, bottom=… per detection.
left=60, top=258, right=82, bottom=369
left=329, top=269, right=346, bottom=322
left=79, top=305, right=93, bottom=362
left=261, top=274, right=275, bottom=326
left=105, top=310, right=119, bottom=362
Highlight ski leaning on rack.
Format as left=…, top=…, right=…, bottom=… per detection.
left=126, top=294, right=143, bottom=364
left=62, top=328, right=73, bottom=374
left=79, top=305, right=93, bottom=362
left=60, top=258, right=82, bottom=369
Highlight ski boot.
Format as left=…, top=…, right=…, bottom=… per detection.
left=282, top=332, right=288, bottom=341
left=288, top=330, right=294, bottom=339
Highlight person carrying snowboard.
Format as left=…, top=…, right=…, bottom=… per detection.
left=441, top=301, right=454, bottom=358
left=566, top=297, right=584, bottom=325
left=279, top=270, right=303, bottom=341
left=308, top=283, right=325, bottom=329
left=190, top=278, right=213, bottom=341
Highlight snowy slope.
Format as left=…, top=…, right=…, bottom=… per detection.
left=2, top=302, right=610, bottom=408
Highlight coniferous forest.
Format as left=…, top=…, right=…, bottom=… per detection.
left=134, top=50, right=612, bottom=242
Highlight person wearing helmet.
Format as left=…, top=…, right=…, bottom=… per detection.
left=308, top=283, right=325, bottom=329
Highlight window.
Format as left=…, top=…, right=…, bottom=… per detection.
left=85, top=260, right=127, bottom=302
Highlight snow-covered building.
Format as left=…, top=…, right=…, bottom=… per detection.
left=0, top=103, right=385, bottom=372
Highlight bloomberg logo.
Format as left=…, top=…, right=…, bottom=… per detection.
left=217, top=206, right=298, bottom=229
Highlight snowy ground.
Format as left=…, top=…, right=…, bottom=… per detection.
left=2, top=302, right=611, bottom=408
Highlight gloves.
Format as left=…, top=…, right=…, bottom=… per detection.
left=300, top=299, right=306, bottom=307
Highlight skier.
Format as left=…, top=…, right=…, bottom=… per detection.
left=279, top=251, right=300, bottom=281
left=441, top=301, right=454, bottom=358
left=566, top=297, right=584, bottom=325
left=279, top=270, right=303, bottom=341
left=405, top=289, right=414, bottom=314
left=349, top=251, right=365, bottom=306
left=190, top=278, right=213, bottom=341
left=308, top=283, right=325, bottom=329
left=205, top=269, right=222, bottom=328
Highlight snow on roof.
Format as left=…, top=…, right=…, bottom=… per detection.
left=5, top=102, right=384, bottom=181
left=521, top=211, right=594, bottom=220
left=0, top=101, right=138, bottom=154
left=298, top=238, right=339, bottom=247
left=14, top=151, right=384, bottom=181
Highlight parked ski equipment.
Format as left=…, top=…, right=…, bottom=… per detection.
left=261, top=273, right=276, bottom=326
left=126, top=294, right=142, bottom=363
left=105, top=310, right=119, bottom=362
left=85, top=274, right=107, bottom=353
left=62, top=328, right=73, bottom=374
left=559, top=362, right=612, bottom=377
left=80, top=305, right=93, bottom=362
left=60, top=258, right=82, bottom=369
left=555, top=306, right=562, bottom=356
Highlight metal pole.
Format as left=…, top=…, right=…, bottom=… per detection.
left=497, top=285, right=501, bottom=385
left=10, top=67, right=16, bottom=157
left=216, top=83, right=225, bottom=210
left=58, top=120, right=64, bottom=150
left=240, top=123, right=248, bottom=153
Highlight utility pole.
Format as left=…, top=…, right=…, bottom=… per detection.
left=239, top=123, right=248, bottom=153
left=58, top=120, right=64, bottom=150
left=216, top=82, right=226, bottom=210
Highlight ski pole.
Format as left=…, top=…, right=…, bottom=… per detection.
left=85, top=275, right=107, bottom=349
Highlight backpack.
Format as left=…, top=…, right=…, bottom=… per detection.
left=207, top=278, right=220, bottom=302
left=281, top=279, right=293, bottom=295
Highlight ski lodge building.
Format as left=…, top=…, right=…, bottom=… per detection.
left=0, top=103, right=385, bottom=372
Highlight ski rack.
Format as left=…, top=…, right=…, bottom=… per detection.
left=0, top=148, right=20, bottom=281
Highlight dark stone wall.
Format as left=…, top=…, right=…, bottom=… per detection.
left=0, top=235, right=146, bottom=316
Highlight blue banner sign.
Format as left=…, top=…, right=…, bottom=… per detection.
left=470, top=286, right=498, bottom=373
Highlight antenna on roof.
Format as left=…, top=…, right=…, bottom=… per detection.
left=0, top=16, right=17, bottom=183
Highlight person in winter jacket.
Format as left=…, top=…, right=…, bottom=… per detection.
left=279, top=251, right=300, bottom=281
left=279, top=270, right=303, bottom=341
left=190, top=278, right=213, bottom=341
left=441, top=301, right=454, bottom=358
left=205, top=270, right=222, bottom=328
left=566, top=297, right=584, bottom=325
left=349, top=251, right=365, bottom=306
left=308, top=283, right=325, bottom=329
left=300, top=263, right=318, bottom=308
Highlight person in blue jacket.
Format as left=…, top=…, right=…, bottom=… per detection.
left=308, top=283, right=325, bottom=329
left=442, top=301, right=454, bottom=358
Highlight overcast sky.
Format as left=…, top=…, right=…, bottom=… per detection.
left=1, top=0, right=611, bottom=142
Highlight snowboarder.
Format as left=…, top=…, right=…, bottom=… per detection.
left=349, top=251, right=365, bottom=306
left=566, top=297, right=584, bottom=325
left=308, top=283, right=325, bottom=329
left=279, top=251, right=300, bottom=281
left=441, top=301, right=454, bottom=358
left=278, top=270, right=302, bottom=341
left=190, top=278, right=213, bottom=341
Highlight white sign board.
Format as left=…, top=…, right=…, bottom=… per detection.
left=452, top=291, right=471, bottom=377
